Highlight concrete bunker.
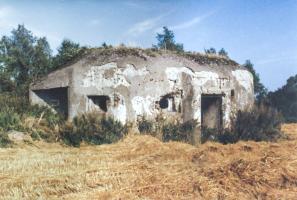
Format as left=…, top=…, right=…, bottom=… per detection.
left=32, top=87, right=68, bottom=118
left=88, top=95, right=110, bottom=112
left=201, top=94, right=223, bottom=131
left=29, top=47, right=254, bottom=143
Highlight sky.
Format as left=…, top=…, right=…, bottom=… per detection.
left=0, top=0, right=296, bottom=91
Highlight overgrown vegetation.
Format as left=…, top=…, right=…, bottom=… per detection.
left=267, top=74, right=297, bottom=122
left=0, top=93, right=62, bottom=144
left=138, top=117, right=197, bottom=144
left=201, top=104, right=284, bottom=144
left=162, top=120, right=197, bottom=143
left=59, top=112, right=128, bottom=147
left=137, top=117, right=154, bottom=134
left=204, top=47, right=229, bottom=58
left=0, top=132, right=13, bottom=147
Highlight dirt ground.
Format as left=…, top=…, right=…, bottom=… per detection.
left=0, top=124, right=297, bottom=200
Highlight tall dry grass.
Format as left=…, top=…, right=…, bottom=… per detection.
left=0, top=124, right=296, bottom=199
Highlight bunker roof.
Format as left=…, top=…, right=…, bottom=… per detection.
left=54, top=46, right=239, bottom=71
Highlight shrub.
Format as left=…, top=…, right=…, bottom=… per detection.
left=59, top=122, right=81, bottom=147
left=201, top=104, right=284, bottom=144
left=216, top=130, right=239, bottom=144
left=162, top=120, right=197, bottom=143
left=26, top=104, right=63, bottom=127
left=234, top=104, right=283, bottom=142
left=0, top=111, right=21, bottom=131
left=0, top=93, right=63, bottom=129
left=59, top=112, right=127, bottom=147
left=200, top=127, right=218, bottom=144
left=138, top=117, right=154, bottom=134
left=30, top=131, right=40, bottom=141
left=0, top=93, right=63, bottom=143
left=0, top=93, right=29, bottom=114
left=0, top=132, right=13, bottom=148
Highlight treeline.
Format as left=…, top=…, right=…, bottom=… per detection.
left=241, top=60, right=297, bottom=122
left=0, top=25, right=85, bottom=95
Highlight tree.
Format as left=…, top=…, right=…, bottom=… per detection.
left=0, top=25, right=52, bottom=93
left=268, top=74, right=297, bottom=122
left=243, top=60, right=268, bottom=102
left=53, top=39, right=85, bottom=69
left=102, top=42, right=108, bottom=48
left=155, top=27, right=184, bottom=52
left=218, top=48, right=228, bottom=57
left=205, top=47, right=216, bottom=54
left=32, top=37, right=52, bottom=80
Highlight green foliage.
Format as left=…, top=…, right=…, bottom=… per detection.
left=0, top=94, right=63, bottom=133
left=138, top=117, right=154, bottom=134
left=155, top=27, right=184, bottom=52
left=52, top=39, right=86, bottom=69
left=218, top=48, right=228, bottom=57
left=0, top=111, right=21, bottom=131
left=204, top=47, right=216, bottom=54
left=59, top=112, right=127, bottom=147
left=243, top=60, right=268, bottom=102
left=234, top=104, right=283, bottom=141
left=162, top=120, right=197, bottom=143
left=0, top=132, right=13, bottom=148
left=59, top=122, right=81, bottom=147
left=201, top=128, right=217, bottom=143
left=26, top=104, right=63, bottom=127
left=137, top=116, right=197, bottom=144
left=205, top=47, right=228, bottom=58
left=0, top=73, right=15, bottom=93
left=30, top=131, right=40, bottom=141
left=267, top=74, right=297, bottom=122
left=201, top=104, right=284, bottom=144
left=0, top=25, right=52, bottom=94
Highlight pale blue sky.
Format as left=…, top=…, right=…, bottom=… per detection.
left=0, top=0, right=296, bottom=91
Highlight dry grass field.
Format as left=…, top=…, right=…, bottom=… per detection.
left=0, top=124, right=297, bottom=200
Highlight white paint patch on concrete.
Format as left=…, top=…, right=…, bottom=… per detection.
left=166, top=67, right=220, bottom=87
left=110, top=103, right=127, bottom=124
left=222, top=95, right=232, bottom=127
left=193, top=71, right=219, bottom=86
left=232, top=70, right=253, bottom=91
left=122, top=64, right=149, bottom=78
left=165, top=67, right=194, bottom=81
left=131, top=96, right=155, bottom=116
left=82, top=62, right=130, bottom=89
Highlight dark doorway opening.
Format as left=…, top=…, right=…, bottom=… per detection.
left=201, top=94, right=223, bottom=131
left=88, top=95, right=110, bottom=112
left=33, top=87, right=68, bottom=118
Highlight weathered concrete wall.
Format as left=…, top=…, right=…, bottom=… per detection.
left=30, top=50, right=254, bottom=130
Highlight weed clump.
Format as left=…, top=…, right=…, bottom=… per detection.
left=137, top=116, right=197, bottom=144
left=0, top=111, right=21, bottom=131
left=201, top=104, right=284, bottom=144
left=0, top=132, right=13, bottom=148
left=138, top=117, right=154, bottom=135
left=234, top=104, right=283, bottom=142
left=0, top=93, right=63, bottom=145
left=162, top=120, right=197, bottom=143
left=59, top=112, right=128, bottom=147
